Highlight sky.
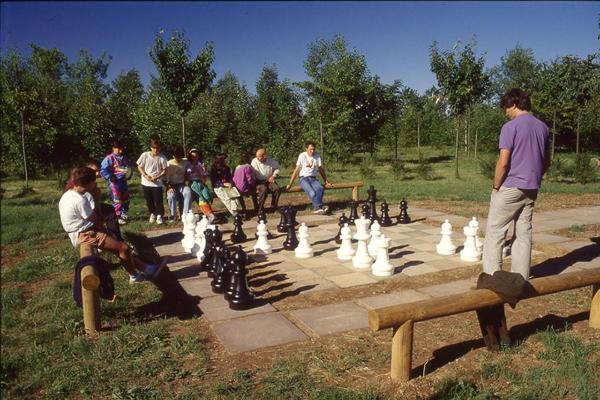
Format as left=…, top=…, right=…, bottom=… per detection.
left=1, top=1, right=599, bottom=94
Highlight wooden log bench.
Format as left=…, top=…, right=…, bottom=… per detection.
left=79, top=243, right=101, bottom=335
left=368, top=269, right=600, bottom=382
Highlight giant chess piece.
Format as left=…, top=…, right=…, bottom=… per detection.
left=256, top=209, right=267, bottom=225
left=211, top=246, right=230, bottom=294
left=208, top=227, right=225, bottom=278
left=194, top=215, right=210, bottom=259
left=460, top=225, right=482, bottom=262
left=335, top=213, right=349, bottom=244
left=230, top=213, right=247, bottom=243
left=379, top=201, right=393, bottom=227
left=348, top=201, right=359, bottom=224
left=283, top=207, right=299, bottom=250
left=337, top=223, right=356, bottom=260
left=368, top=220, right=382, bottom=257
left=253, top=220, right=272, bottom=255
left=352, top=216, right=373, bottom=269
left=200, top=227, right=215, bottom=270
left=224, top=252, right=237, bottom=301
left=277, top=206, right=288, bottom=233
left=182, top=211, right=197, bottom=253
left=436, top=219, right=457, bottom=255
left=366, top=185, right=379, bottom=225
left=397, top=198, right=411, bottom=224
left=469, top=217, right=483, bottom=253
left=361, top=202, right=370, bottom=219
left=295, top=223, right=314, bottom=258
left=372, top=234, right=393, bottom=276
left=228, top=245, right=256, bottom=310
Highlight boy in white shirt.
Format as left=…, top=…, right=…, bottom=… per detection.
left=59, top=166, right=165, bottom=283
left=286, top=141, right=333, bottom=214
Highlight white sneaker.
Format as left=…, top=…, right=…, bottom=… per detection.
left=149, top=213, right=156, bottom=223
left=313, top=208, right=325, bottom=214
left=207, top=214, right=215, bottom=224
left=129, top=273, right=146, bottom=284
left=156, top=215, right=163, bottom=225
left=118, top=218, right=127, bottom=225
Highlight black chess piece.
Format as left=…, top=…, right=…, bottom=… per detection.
left=224, top=253, right=238, bottom=302
left=211, top=246, right=229, bottom=293
left=366, top=185, right=378, bottom=204
left=231, top=214, right=247, bottom=243
left=335, top=213, right=349, bottom=244
left=228, top=246, right=255, bottom=310
left=348, top=201, right=359, bottom=224
left=361, top=202, right=370, bottom=219
left=277, top=206, right=288, bottom=233
left=208, top=227, right=224, bottom=278
left=380, top=201, right=393, bottom=227
left=257, top=209, right=267, bottom=225
left=283, top=207, right=299, bottom=250
left=397, top=198, right=411, bottom=224
left=200, top=228, right=215, bottom=274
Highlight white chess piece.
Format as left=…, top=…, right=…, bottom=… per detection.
left=368, top=220, right=382, bottom=257
left=337, top=223, right=355, bottom=260
left=460, top=225, right=481, bottom=262
left=295, top=223, right=314, bottom=258
left=436, top=219, right=457, bottom=255
left=253, top=220, right=272, bottom=255
left=352, top=216, right=373, bottom=269
left=181, top=210, right=194, bottom=246
left=193, top=215, right=209, bottom=259
left=182, top=211, right=197, bottom=253
left=372, top=235, right=394, bottom=276
left=469, top=216, right=483, bottom=252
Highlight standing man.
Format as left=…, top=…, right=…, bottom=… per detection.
left=482, top=88, right=550, bottom=280
left=251, top=148, right=282, bottom=214
left=137, top=139, right=169, bottom=225
left=286, top=141, right=333, bottom=214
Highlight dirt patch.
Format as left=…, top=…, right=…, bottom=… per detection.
left=552, top=223, right=600, bottom=240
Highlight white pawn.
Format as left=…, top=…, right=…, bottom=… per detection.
left=372, top=235, right=394, bottom=276
left=352, top=216, right=373, bottom=269
left=469, top=216, right=483, bottom=252
left=337, top=223, right=355, bottom=260
left=253, top=220, right=272, bottom=255
left=182, top=211, right=197, bottom=253
left=295, top=223, right=314, bottom=258
left=460, top=225, right=481, bottom=262
left=193, top=215, right=209, bottom=259
left=436, top=219, right=457, bottom=255
left=368, top=220, right=382, bottom=257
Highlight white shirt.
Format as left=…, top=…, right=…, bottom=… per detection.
left=137, top=151, right=169, bottom=187
left=59, top=190, right=94, bottom=247
left=251, top=157, right=281, bottom=181
left=296, top=152, right=322, bottom=177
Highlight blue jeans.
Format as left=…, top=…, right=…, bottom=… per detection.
left=167, top=183, right=192, bottom=218
left=300, top=176, right=324, bottom=210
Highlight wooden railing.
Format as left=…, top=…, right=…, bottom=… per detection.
left=368, top=269, right=600, bottom=381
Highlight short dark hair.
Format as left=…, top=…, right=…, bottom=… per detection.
left=500, top=88, right=531, bottom=111
left=172, top=146, right=184, bottom=158
left=150, top=138, right=161, bottom=148
left=305, top=141, right=316, bottom=149
left=71, top=167, right=96, bottom=187
left=214, top=153, right=228, bottom=168
left=239, top=153, right=250, bottom=164
left=111, top=140, right=124, bottom=149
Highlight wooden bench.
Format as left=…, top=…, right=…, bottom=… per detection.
left=79, top=244, right=101, bottom=335
left=284, top=180, right=363, bottom=202
left=368, top=269, right=600, bottom=381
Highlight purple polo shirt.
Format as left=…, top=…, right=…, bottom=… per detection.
left=499, top=114, right=549, bottom=190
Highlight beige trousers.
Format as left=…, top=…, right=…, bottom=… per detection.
left=482, top=186, right=537, bottom=279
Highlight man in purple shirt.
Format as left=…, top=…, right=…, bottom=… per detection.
left=482, top=88, right=550, bottom=280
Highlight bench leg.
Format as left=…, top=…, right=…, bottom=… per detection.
left=590, top=284, right=600, bottom=329
left=352, top=186, right=359, bottom=201
left=391, top=319, right=413, bottom=381
left=81, top=265, right=101, bottom=334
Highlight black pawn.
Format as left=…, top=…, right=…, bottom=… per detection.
left=224, top=254, right=237, bottom=302
left=361, top=203, right=370, bottom=219
left=231, top=214, right=247, bottom=243
left=211, top=246, right=229, bottom=294
left=277, top=206, right=288, bottom=233
left=228, top=246, right=255, bottom=310
left=335, top=213, right=349, bottom=244
left=283, top=207, right=299, bottom=250
left=398, top=198, right=411, bottom=224
left=201, top=228, right=215, bottom=274
left=208, top=227, right=224, bottom=278
left=348, top=201, right=359, bottom=224
left=380, top=201, right=393, bottom=227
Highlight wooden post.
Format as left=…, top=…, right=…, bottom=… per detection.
left=352, top=185, right=359, bottom=201
left=391, top=319, right=413, bottom=381
left=590, top=284, right=600, bottom=329
left=79, top=244, right=100, bottom=334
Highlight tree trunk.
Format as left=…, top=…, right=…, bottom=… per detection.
left=576, top=110, right=581, bottom=155
left=20, top=111, right=28, bottom=189
left=181, top=115, right=187, bottom=155
left=394, top=117, right=398, bottom=163
left=416, top=113, right=421, bottom=161
left=319, top=116, right=325, bottom=165
left=454, top=117, right=460, bottom=179
left=551, top=110, right=556, bottom=160
left=466, top=110, right=471, bottom=158
left=475, top=127, right=478, bottom=159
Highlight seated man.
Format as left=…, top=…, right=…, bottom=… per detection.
left=59, top=166, right=165, bottom=284
left=250, top=148, right=281, bottom=214
left=286, top=141, right=333, bottom=214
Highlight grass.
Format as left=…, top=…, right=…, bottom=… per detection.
left=1, top=146, right=599, bottom=399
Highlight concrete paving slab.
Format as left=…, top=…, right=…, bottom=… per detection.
left=532, top=233, right=572, bottom=244
left=356, top=290, right=432, bottom=310
left=427, top=258, right=467, bottom=271
left=199, top=295, right=277, bottom=322
left=410, top=242, right=438, bottom=252
left=213, top=313, right=309, bottom=353
left=314, top=264, right=354, bottom=277
left=400, top=263, right=440, bottom=276
left=326, top=272, right=377, bottom=288
left=403, top=251, right=445, bottom=262
left=179, top=277, right=219, bottom=298
left=417, top=279, right=474, bottom=298
left=554, top=240, right=598, bottom=252
left=290, top=301, right=369, bottom=336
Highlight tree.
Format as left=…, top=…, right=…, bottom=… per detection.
left=150, top=29, right=215, bottom=153
left=106, top=70, right=144, bottom=156
left=489, top=44, right=540, bottom=99
left=430, top=39, right=489, bottom=177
